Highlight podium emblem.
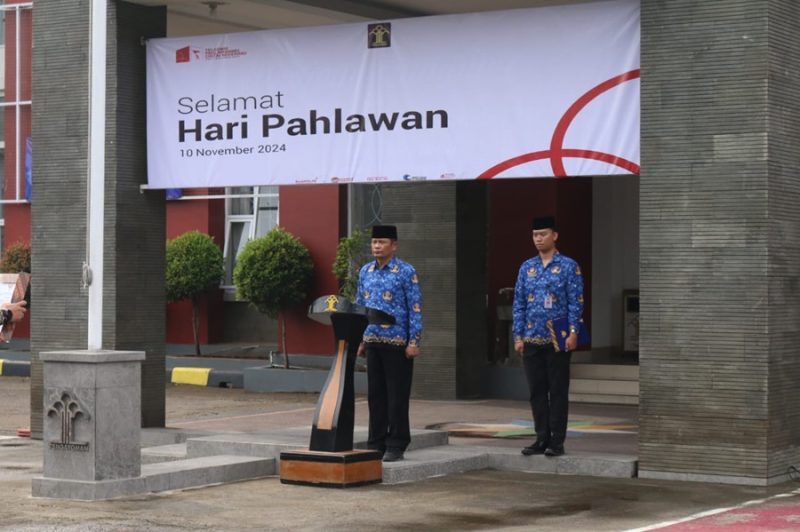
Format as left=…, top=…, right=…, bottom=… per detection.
left=324, top=295, right=339, bottom=312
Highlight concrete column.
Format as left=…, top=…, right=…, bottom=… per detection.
left=30, top=1, right=167, bottom=436
left=378, top=181, right=487, bottom=400
left=639, top=0, right=800, bottom=484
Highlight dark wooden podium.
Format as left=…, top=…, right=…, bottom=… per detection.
left=279, top=295, right=393, bottom=488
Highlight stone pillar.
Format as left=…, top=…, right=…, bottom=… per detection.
left=30, top=1, right=167, bottom=437
left=33, top=350, right=145, bottom=498
left=378, top=181, right=487, bottom=400
left=639, top=0, right=800, bottom=484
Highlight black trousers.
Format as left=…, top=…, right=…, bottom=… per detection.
left=366, top=343, right=414, bottom=452
left=522, top=344, right=572, bottom=446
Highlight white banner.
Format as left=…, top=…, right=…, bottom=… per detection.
left=146, top=0, right=639, bottom=188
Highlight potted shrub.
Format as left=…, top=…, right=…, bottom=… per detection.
left=233, top=227, right=313, bottom=369
left=166, top=231, right=224, bottom=356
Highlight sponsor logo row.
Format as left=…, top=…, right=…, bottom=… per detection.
left=292, top=173, right=456, bottom=184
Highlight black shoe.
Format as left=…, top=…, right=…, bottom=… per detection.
left=544, top=444, right=565, bottom=457
left=369, top=447, right=386, bottom=459
left=521, top=440, right=549, bottom=456
left=383, top=449, right=404, bottom=462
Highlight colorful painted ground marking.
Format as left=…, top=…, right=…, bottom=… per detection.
left=427, top=418, right=637, bottom=439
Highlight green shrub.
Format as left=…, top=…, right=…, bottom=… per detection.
left=332, top=229, right=368, bottom=302
left=233, top=227, right=313, bottom=368
left=0, top=242, right=31, bottom=273
left=166, top=231, right=224, bottom=355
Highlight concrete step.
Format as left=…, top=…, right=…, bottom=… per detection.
left=33, top=455, right=275, bottom=501
left=487, top=447, right=637, bottom=478
left=484, top=364, right=639, bottom=405
left=570, top=378, right=639, bottom=396
left=141, top=443, right=188, bottom=464
left=141, top=455, right=275, bottom=491
left=569, top=364, right=639, bottom=404
left=569, top=392, right=639, bottom=405
left=186, top=426, right=448, bottom=460
left=141, top=427, right=217, bottom=447
left=571, top=364, right=639, bottom=381
left=382, top=445, right=490, bottom=484
left=382, top=445, right=637, bottom=484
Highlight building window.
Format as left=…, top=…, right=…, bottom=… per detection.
left=222, top=186, right=279, bottom=289
left=0, top=3, right=33, bottom=249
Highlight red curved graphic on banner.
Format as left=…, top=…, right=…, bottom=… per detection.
left=477, top=69, right=641, bottom=180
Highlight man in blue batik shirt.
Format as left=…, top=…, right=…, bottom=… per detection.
left=356, top=225, right=422, bottom=462
left=513, top=216, right=584, bottom=457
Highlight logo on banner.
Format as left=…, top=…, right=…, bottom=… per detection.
left=368, top=23, right=391, bottom=48
left=176, top=46, right=202, bottom=63
left=176, top=45, right=247, bottom=63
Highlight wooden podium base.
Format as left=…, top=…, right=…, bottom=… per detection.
left=279, top=449, right=383, bottom=488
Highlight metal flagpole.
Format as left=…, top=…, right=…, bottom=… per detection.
left=86, top=0, right=106, bottom=350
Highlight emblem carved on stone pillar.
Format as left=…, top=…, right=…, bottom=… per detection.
left=46, top=392, right=90, bottom=452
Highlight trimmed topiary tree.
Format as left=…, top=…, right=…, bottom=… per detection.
left=332, top=228, right=368, bottom=302
left=166, top=231, right=224, bottom=356
left=233, top=227, right=313, bottom=369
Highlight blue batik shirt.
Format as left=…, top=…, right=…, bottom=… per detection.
left=512, top=252, right=584, bottom=346
left=356, top=256, right=423, bottom=347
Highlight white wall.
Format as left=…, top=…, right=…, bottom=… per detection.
left=591, top=175, right=639, bottom=349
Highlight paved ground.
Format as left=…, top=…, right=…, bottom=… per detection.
left=3, top=378, right=800, bottom=531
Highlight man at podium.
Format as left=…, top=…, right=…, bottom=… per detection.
left=356, top=225, right=423, bottom=463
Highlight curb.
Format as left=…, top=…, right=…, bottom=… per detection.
left=0, top=359, right=30, bottom=377
left=0, top=360, right=245, bottom=388
left=166, top=367, right=243, bottom=389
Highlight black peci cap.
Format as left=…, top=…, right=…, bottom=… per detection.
left=532, top=216, right=557, bottom=231
left=371, top=225, right=398, bottom=240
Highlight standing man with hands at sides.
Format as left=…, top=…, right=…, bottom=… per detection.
left=356, top=225, right=423, bottom=463
left=513, top=216, right=584, bottom=457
